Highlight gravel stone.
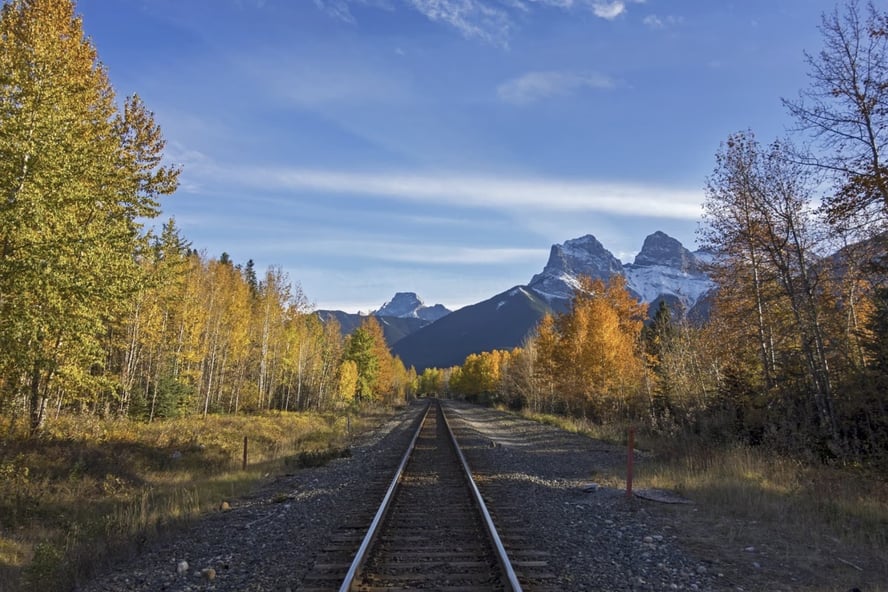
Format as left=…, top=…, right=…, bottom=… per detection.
left=442, top=399, right=730, bottom=591
left=79, top=400, right=736, bottom=591
left=77, top=404, right=422, bottom=592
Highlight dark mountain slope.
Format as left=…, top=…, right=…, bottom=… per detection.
left=314, top=311, right=427, bottom=346
left=392, top=286, right=555, bottom=371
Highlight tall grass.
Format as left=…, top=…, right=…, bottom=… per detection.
left=514, top=408, right=888, bottom=589
left=0, top=409, right=377, bottom=592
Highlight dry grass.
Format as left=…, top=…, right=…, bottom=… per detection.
left=634, top=442, right=888, bottom=591
left=517, top=410, right=888, bottom=591
left=0, top=408, right=383, bottom=592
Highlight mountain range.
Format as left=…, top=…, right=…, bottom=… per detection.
left=320, top=231, right=715, bottom=371
left=315, top=292, right=452, bottom=346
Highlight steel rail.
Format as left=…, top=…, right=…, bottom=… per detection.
left=439, top=400, right=524, bottom=592
left=337, top=400, right=432, bottom=592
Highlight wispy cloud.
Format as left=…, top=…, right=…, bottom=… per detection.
left=313, top=0, right=395, bottom=23
left=643, top=14, right=684, bottom=29
left=408, top=0, right=514, bottom=46
left=313, top=0, right=648, bottom=46
left=230, top=51, right=409, bottom=107
left=204, top=166, right=703, bottom=220
left=497, top=70, right=614, bottom=104
left=308, top=240, right=545, bottom=265
left=313, top=0, right=356, bottom=23
left=198, top=233, right=544, bottom=265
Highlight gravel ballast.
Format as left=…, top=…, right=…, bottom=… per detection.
left=443, top=400, right=725, bottom=592
left=80, top=400, right=733, bottom=592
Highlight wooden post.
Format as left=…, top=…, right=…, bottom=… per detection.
left=626, top=426, right=635, bottom=498
left=242, top=436, right=248, bottom=470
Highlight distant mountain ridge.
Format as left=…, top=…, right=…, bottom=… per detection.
left=315, top=292, right=452, bottom=344
left=374, top=292, right=450, bottom=322
left=317, top=232, right=716, bottom=370
left=392, top=231, right=716, bottom=370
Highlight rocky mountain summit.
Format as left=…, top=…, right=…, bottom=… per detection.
left=392, top=231, right=715, bottom=370
left=316, top=292, right=451, bottom=346
left=374, top=292, right=451, bottom=322
left=528, top=234, right=624, bottom=302
left=631, top=230, right=703, bottom=272
left=527, top=231, right=714, bottom=315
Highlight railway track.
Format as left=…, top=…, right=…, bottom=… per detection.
left=298, top=400, right=553, bottom=591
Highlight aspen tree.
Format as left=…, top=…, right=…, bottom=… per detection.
left=784, top=0, right=888, bottom=228
left=0, top=0, right=178, bottom=432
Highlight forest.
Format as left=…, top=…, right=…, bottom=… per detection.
left=437, top=2, right=888, bottom=463
left=1, top=1, right=885, bottom=588
left=0, top=0, right=414, bottom=437
left=0, top=0, right=886, bottom=467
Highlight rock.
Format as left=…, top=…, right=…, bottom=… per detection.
left=743, top=546, right=756, bottom=553
left=582, top=483, right=600, bottom=493
left=170, top=450, right=182, bottom=461
left=634, top=488, right=694, bottom=504
left=201, top=567, right=216, bottom=581
left=176, top=560, right=188, bottom=575
left=643, top=536, right=654, bottom=544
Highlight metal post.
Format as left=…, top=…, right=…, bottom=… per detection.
left=626, top=426, right=635, bottom=498
left=242, top=436, right=248, bottom=470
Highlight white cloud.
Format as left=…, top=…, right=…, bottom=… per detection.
left=590, top=0, right=647, bottom=21
left=407, top=0, right=513, bottom=46
left=497, top=70, right=614, bottom=104
left=643, top=14, right=684, bottom=29
left=313, top=0, right=646, bottom=46
left=314, top=241, right=545, bottom=265
left=206, top=166, right=703, bottom=220
left=592, top=1, right=625, bottom=20
left=642, top=14, right=661, bottom=28
left=525, top=0, right=576, bottom=7
left=313, top=0, right=356, bottom=22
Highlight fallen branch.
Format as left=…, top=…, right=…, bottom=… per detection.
left=836, top=557, right=864, bottom=572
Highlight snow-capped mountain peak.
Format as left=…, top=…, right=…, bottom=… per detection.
left=632, top=230, right=701, bottom=273
left=528, top=234, right=624, bottom=301
left=374, top=292, right=451, bottom=322
left=527, top=232, right=715, bottom=316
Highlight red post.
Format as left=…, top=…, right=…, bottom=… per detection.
left=626, top=426, right=635, bottom=498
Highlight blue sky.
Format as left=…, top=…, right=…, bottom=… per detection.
left=77, top=0, right=838, bottom=312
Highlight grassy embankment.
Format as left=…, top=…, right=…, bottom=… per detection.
left=522, top=410, right=888, bottom=592
left=0, top=407, right=388, bottom=592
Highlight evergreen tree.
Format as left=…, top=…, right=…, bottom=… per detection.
left=243, top=259, right=258, bottom=297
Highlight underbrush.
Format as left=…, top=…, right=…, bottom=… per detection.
left=0, top=409, right=379, bottom=592
left=518, top=409, right=628, bottom=444
left=515, top=408, right=888, bottom=590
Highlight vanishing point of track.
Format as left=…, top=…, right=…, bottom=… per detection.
left=298, top=400, right=553, bottom=591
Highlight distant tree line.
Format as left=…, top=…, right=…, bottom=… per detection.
left=439, top=1, right=888, bottom=463
left=0, top=0, right=414, bottom=435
